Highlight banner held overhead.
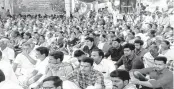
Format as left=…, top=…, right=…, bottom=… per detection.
left=13, top=0, right=65, bottom=15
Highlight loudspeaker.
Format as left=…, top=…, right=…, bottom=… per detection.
left=119, top=0, right=136, bottom=14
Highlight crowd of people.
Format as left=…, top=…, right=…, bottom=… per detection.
left=0, top=1, right=174, bottom=89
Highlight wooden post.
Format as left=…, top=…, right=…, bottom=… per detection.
left=71, top=0, right=75, bottom=13
left=65, top=0, right=70, bottom=17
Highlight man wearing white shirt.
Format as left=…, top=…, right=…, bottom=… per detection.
left=26, top=47, right=49, bottom=89
left=13, top=43, right=37, bottom=88
left=0, top=69, right=23, bottom=89
left=0, top=51, right=19, bottom=84
left=160, top=40, right=174, bottom=61
left=143, top=44, right=159, bottom=68
left=91, top=49, right=115, bottom=89
left=0, top=38, right=15, bottom=64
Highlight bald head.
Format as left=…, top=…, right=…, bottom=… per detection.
left=0, top=38, right=9, bottom=44
left=0, top=38, right=9, bottom=49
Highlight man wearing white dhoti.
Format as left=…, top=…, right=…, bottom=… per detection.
left=0, top=69, right=23, bottom=89
left=0, top=51, right=19, bottom=84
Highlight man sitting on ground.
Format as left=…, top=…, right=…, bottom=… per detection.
left=45, top=51, right=73, bottom=80
left=110, top=69, right=137, bottom=89
left=0, top=69, right=23, bottom=89
left=66, top=57, right=105, bottom=89
left=131, top=56, right=173, bottom=89
left=26, top=47, right=49, bottom=88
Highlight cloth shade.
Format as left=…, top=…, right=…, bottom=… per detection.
left=79, top=0, right=96, bottom=3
